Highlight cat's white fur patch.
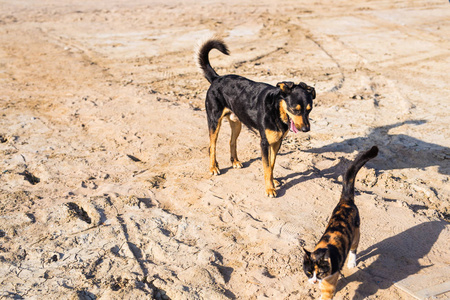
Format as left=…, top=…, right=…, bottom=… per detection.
left=308, top=271, right=320, bottom=284
left=347, top=251, right=357, bottom=268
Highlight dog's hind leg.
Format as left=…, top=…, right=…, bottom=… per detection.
left=208, top=119, right=222, bottom=175
left=207, top=102, right=230, bottom=175
left=227, top=114, right=243, bottom=169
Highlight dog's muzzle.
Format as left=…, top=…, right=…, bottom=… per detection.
left=289, top=117, right=310, bottom=133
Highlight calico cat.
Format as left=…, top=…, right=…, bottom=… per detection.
left=302, top=146, right=378, bottom=300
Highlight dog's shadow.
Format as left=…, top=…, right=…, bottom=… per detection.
left=218, top=157, right=260, bottom=176
left=338, top=220, right=448, bottom=299
left=219, top=150, right=295, bottom=175
left=276, top=156, right=352, bottom=197
left=305, top=119, right=449, bottom=175
left=276, top=119, right=449, bottom=196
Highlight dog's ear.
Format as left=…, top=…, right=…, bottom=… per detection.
left=308, top=86, right=316, bottom=99
left=299, top=82, right=316, bottom=100
left=277, top=81, right=295, bottom=94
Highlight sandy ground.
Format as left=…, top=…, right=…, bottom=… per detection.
left=0, top=0, right=449, bottom=299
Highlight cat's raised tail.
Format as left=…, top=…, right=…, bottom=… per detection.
left=342, top=146, right=378, bottom=200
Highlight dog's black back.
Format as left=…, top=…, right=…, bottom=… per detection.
left=199, top=39, right=315, bottom=134
left=206, top=75, right=281, bottom=131
left=198, top=38, right=316, bottom=197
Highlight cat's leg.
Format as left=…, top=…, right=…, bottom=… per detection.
left=347, top=227, right=360, bottom=268
left=320, top=272, right=339, bottom=300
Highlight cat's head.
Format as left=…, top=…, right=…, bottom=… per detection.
left=302, top=248, right=332, bottom=284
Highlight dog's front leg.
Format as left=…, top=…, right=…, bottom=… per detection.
left=261, top=139, right=276, bottom=197
left=269, top=140, right=282, bottom=188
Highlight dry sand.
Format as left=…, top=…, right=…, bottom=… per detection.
left=0, top=0, right=449, bottom=299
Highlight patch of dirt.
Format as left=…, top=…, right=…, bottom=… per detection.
left=0, top=0, right=449, bottom=299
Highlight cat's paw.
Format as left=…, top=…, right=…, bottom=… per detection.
left=347, top=260, right=357, bottom=269
left=347, top=251, right=357, bottom=268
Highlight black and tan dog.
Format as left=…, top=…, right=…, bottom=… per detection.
left=198, top=39, right=315, bottom=197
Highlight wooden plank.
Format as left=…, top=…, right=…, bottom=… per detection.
left=394, top=267, right=450, bottom=300
left=415, top=281, right=450, bottom=299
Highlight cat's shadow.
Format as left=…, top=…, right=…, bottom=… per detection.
left=338, top=220, right=448, bottom=299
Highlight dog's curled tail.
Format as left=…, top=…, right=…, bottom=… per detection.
left=198, top=39, right=229, bottom=84
left=342, top=146, right=379, bottom=200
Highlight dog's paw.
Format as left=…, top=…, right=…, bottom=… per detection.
left=232, top=160, right=243, bottom=169
left=273, top=179, right=281, bottom=188
left=210, top=166, right=221, bottom=175
left=265, top=188, right=277, bottom=198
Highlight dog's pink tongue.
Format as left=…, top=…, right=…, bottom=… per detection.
left=290, top=120, right=299, bottom=133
